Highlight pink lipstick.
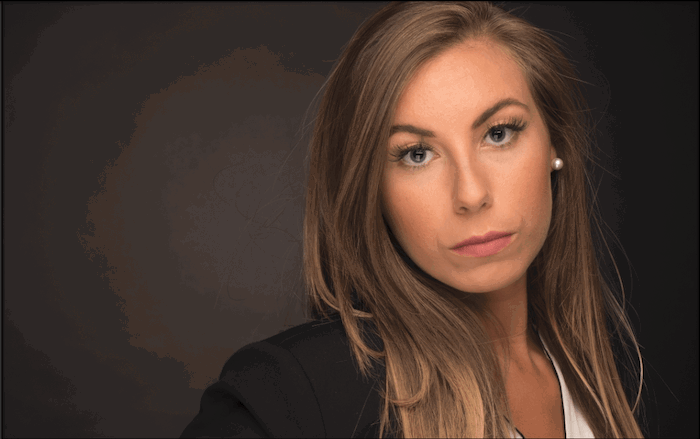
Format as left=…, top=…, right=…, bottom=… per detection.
left=451, top=231, right=514, bottom=258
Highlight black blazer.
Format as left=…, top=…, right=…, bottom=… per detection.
left=180, top=313, right=391, bottom=438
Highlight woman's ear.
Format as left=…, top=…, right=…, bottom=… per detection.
left=549, top=145, right=558, bottom=173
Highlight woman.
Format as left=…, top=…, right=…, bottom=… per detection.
left=181, top=2, right=645, bottom=437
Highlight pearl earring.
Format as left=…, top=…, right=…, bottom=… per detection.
left=552, top=158, right=563, bottom=171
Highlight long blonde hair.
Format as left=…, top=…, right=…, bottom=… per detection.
left=302, top=2, right=645, bottom=437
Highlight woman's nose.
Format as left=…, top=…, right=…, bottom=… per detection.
left=452, top=160, right=490, bottom=213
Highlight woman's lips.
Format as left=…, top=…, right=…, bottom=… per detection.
left=451, top=234, right=514, bottom=257
left=451, top=231, right=513, bottom=248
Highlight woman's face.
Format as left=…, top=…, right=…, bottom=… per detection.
left=381, top=40, right=557, bottom=293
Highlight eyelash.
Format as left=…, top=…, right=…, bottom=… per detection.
left=390, top=116, right=528, bottom=171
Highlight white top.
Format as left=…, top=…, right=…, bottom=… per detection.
left=510, top=329, right=596, bottom=438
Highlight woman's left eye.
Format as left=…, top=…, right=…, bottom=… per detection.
left=486, top=125, right=514, bottom=146
left=484, top=117, right=527, bottom=148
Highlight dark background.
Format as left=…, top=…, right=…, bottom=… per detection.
left=3, top=2, right=697, bottom=437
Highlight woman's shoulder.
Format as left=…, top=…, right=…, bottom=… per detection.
left=223, top=313, right=384, bottom=374
left=184, top=313, right=386, bottom=438
left=228, top=313, right=351, bottom=369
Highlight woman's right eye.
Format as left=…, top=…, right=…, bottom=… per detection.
left=391, top=144, right=435, bottom=170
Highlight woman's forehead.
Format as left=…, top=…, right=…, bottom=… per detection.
left=395, top=41, right=531, bottom=121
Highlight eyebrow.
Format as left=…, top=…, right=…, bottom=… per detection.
left=389, top=97, right=530, bottom=138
